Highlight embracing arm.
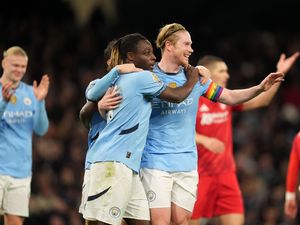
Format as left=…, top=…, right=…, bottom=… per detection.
left=218, top=72, right=284, bottom=105
left=158, top=65, right=200, bottom=103
left=86, top=64, right=142, bottom=101
left=80, top=87, right=122, bottom=128
left=79, top=101, right=97, bottom=129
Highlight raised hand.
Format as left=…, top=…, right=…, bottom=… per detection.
left=277, top=52, right=299, bottom=74
left=116, top=63, right=143, bottom=74
left=259, top=72, right=284, bottom=92
left=1, top=81, right=14, bottom=102
left=33, top=74, right=50, bottom=101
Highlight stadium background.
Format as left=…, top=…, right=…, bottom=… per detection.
left=1, top=0, right=300, bottom=224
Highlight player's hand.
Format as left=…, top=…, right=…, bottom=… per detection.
left=1, top=81, right=14, bottom=102
left=259, top=72, right=284, bottom=92
left=204, top=137, right=225, bottom=153
left=33, top=74, right=50, bottom=100
left=116, top=63, right=143, bottom=74
left=277, top=52, right=299, bottom=74
left=284, top=199, right=297, bottom=219
left=98, top=86, right=122, bottom=111
left=196, top=66, right=211, bottom=85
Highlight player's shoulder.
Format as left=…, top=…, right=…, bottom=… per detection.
left=19, top=81, right=33, bottom=91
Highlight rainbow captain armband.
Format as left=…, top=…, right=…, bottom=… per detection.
left=204, top=82, right=223, bottom=102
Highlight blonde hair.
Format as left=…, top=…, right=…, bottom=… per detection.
left=156, top=23, right=186, bottom=51
left=3, top=46, right=28, bottom=59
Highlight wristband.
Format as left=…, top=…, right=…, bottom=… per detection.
left=285, top=192, right=296, bottom=201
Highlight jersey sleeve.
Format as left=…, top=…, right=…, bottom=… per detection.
left=286, top=133, right=300, bottom=193
left=202, top=79, right=224, bottom=102
left=0, top=99, right=8, bottom=118
left=33, top=100, right=49, bottom=136
left=137, top=71, right=166, bottom=98
left=85, top=67, right=119, bottom=102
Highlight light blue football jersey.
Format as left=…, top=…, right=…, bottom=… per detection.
left=0, top=81, right=49, bottom=178
left=87, top=70, right=166, bottom=173
left=141, top=63, right=222, bottom=172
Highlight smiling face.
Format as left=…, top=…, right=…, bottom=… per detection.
left=171, top=30, right=193, bottom=66
left=2, top=53, right=28, bottom=85
left=163, top=30, right=193, bottom=67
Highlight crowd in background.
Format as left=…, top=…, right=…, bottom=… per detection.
left=1, top=1, right=300, bottom=225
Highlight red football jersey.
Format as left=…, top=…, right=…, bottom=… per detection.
left=196, top=96, right=242, bottom=176
left=286, top=131, right=300, bottom=193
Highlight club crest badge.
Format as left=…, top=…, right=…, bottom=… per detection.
left=24, top=97, right=32, bottom=105
left=147, top=190, right=156, bottom=202
left=109, top=207, right=121, bottom=218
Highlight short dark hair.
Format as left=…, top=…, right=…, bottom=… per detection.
left=108, top=33, right=148, bottom=71
left=197, top=55, right=224, bottom=67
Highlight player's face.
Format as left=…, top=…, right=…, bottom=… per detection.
left=209, top=61, right=229, bottom=87
left=171, top=31, right=193, bottom=66
left=2, top=54, right=28, bottom=83
left=133, top=40, right=156, bottom=71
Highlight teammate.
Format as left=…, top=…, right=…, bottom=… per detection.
left=139, top=23, right=284, bottom=225
left=0, top=46, right=49, bottom=225
left=285, top=130, right=300, bottom=220
left=189, top=52, right=299, bottom=225
left=81, top=33, right=201, bottom=225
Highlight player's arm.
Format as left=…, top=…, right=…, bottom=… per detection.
left=80, top=87, right=122, bottom=128
left=0, top=81, right=14, bottom=117
left=33, top=75, right=50, bottom=136
left=33, top=100, right=49, bottom=136
left=242, top=52, right=299, bottom=111
left=284, top=136, right=300, bottom=219
left=158, top=65, right=200, bottom=103
left=79, top=101, right=97, bottom=129
left=195, top=132, right=225, bottom=153
left=86, top=64, right=142, bottom=102
left=218, top=72, right=284, bottom=105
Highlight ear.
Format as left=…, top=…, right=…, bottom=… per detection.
left=127, top=52, right=135, bottom=62
left=2, top=59, right=6, bottom=68
left=164, top=40, right=173, bottom=52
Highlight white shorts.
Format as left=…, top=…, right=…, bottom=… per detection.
left=140, top=168, right=198, bottom=212
left=0, top=175, right=31, bottom=217
left=83, top=162, right=150, bottom=224
left=79, top=169, right=90, bottom=214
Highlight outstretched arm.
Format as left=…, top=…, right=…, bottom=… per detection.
left=242, top=52, right=299, bottom=111
left=218, top=72, right=284, bottom=105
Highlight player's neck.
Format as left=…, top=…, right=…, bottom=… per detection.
left=158, top=58, right=181, bottom=74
